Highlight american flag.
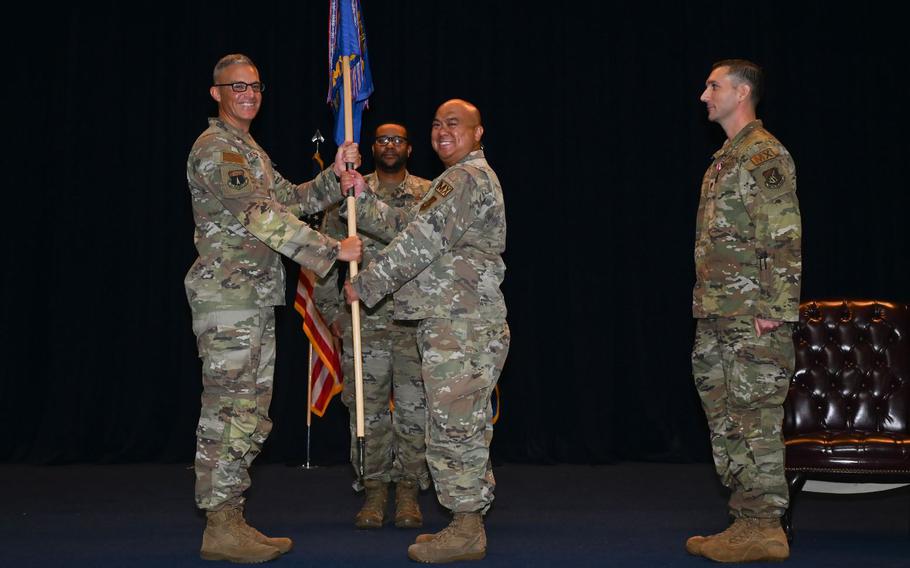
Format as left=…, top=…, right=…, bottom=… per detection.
left=294, top=260, right=343, bottom=417
left=294, top=143, right=341, bottom=416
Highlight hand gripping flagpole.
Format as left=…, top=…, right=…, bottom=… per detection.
left=342, top=55, right=367, bottom=484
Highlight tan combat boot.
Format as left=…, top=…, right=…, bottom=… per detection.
left=414, top=525, right=447, bottom=544
left=414, top=515, right=458, bottom=545
left=407, top=512, right=486, bottom=563
left=701, top=517, right=790, bottom=563
left=237, top=507, right=293, bottom=554
left=200, top=507, right=282, bottom=563
left=394, top=479, right=423, bottom=528
left=414, top=530, right=440, bottom=544
left=354, top=479, right=389, bottom=529
left=685, top=521, right=749, bottom=556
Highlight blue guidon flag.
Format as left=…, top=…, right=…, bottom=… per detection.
left=327, top=0, right=373, bottom=145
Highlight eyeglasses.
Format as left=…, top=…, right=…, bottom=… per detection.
left=213, top=81, right=266, bottom=93
left=375, top=135, right=408, bottom=146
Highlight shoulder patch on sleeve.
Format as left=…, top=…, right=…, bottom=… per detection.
left=222, top=151, right=246, bottom=165
left=749, top=147, right=779, bottom=167
left=213, top=151, right=247, bottom=165
left=220, top=165, right=253, bottom=196
left=435, top=180, right=454, bottom=197
left=760, top=166, right=785, bottom=190
left=419, top=195, right=439, bottom=212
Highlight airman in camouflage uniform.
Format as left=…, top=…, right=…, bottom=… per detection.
left=342, top=100, right=508, bottom=563
left=316, top=123, right=432, bottom=529
left=185, top=53, right=362, bottom=563
left=687, top=60, right=801, bottom=563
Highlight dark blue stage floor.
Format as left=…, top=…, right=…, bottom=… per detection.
left=1, top=463, right=908, bottom=567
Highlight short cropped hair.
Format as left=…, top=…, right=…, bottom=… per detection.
left=712, top=59, right=763, bottom=105
left=213, top=54, right=257, bottom=84
left=374, top=123, right=410, bottom=139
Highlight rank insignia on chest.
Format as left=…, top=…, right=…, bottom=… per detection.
left=435, top=181, right=455, bottom=197
left=762, top=167, right=784, bottom=189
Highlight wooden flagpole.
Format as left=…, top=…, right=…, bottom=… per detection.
left=342, top=55, right=367, bottom=483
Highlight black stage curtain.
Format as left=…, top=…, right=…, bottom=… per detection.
left=4, top=2, right=908, bottom=465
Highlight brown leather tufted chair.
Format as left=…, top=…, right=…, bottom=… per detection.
left=783, top=300, right=910, bottom=539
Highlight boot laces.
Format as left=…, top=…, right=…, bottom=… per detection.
left=396, top=486, right=416, bottom=505
left=428, top=514, right=474, bottom=546
left=729, top=519, right=760, bottom=545
left=432, top=523, right=458, bottom=545
left=226, top=510, right=255, bottom=539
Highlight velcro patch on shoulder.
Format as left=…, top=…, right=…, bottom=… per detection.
left=220, top=165, right=252, bottom=195
left=435, top=181, right=455, bottom=197
left=761, top=167, right=785, bottom=190
left=750, top=147, right=779, bottom=167
left=419, top=195, right=439, bottom=212
left=217, top=151, right=246, bottom=165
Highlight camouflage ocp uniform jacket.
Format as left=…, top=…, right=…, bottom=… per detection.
left=350, top=150, right=507, bottom=322
left=315, top=171, right=430, bottom=329
left=693, top=120, right=802, bottom=322
left=185, top=118, right=343, bottom=313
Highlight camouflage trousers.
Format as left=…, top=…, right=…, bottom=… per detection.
left=692, top=316, right=794, bottom=519
left=418, top=318, right=510, bottom=514
left=341, top=321, right=430, bottom=491
left=191, top=308, right=276, bottom=511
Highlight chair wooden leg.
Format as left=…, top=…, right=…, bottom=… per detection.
left=783, top=472, right=806, bottom=543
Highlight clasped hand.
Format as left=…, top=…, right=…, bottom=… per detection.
left=332, top=142, right=366, bottom=197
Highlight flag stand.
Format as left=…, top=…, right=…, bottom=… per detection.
left=301, top=343, right=318, bottom=470
left=342, top=54, right=367, bottom=484
left=300, top=130, right=325, bottom=472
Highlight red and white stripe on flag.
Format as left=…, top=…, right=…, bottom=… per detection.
left=293, top=268, right=343, bottom=416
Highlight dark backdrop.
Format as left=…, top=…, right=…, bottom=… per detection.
left=4, top=2, right=908, bottom=466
